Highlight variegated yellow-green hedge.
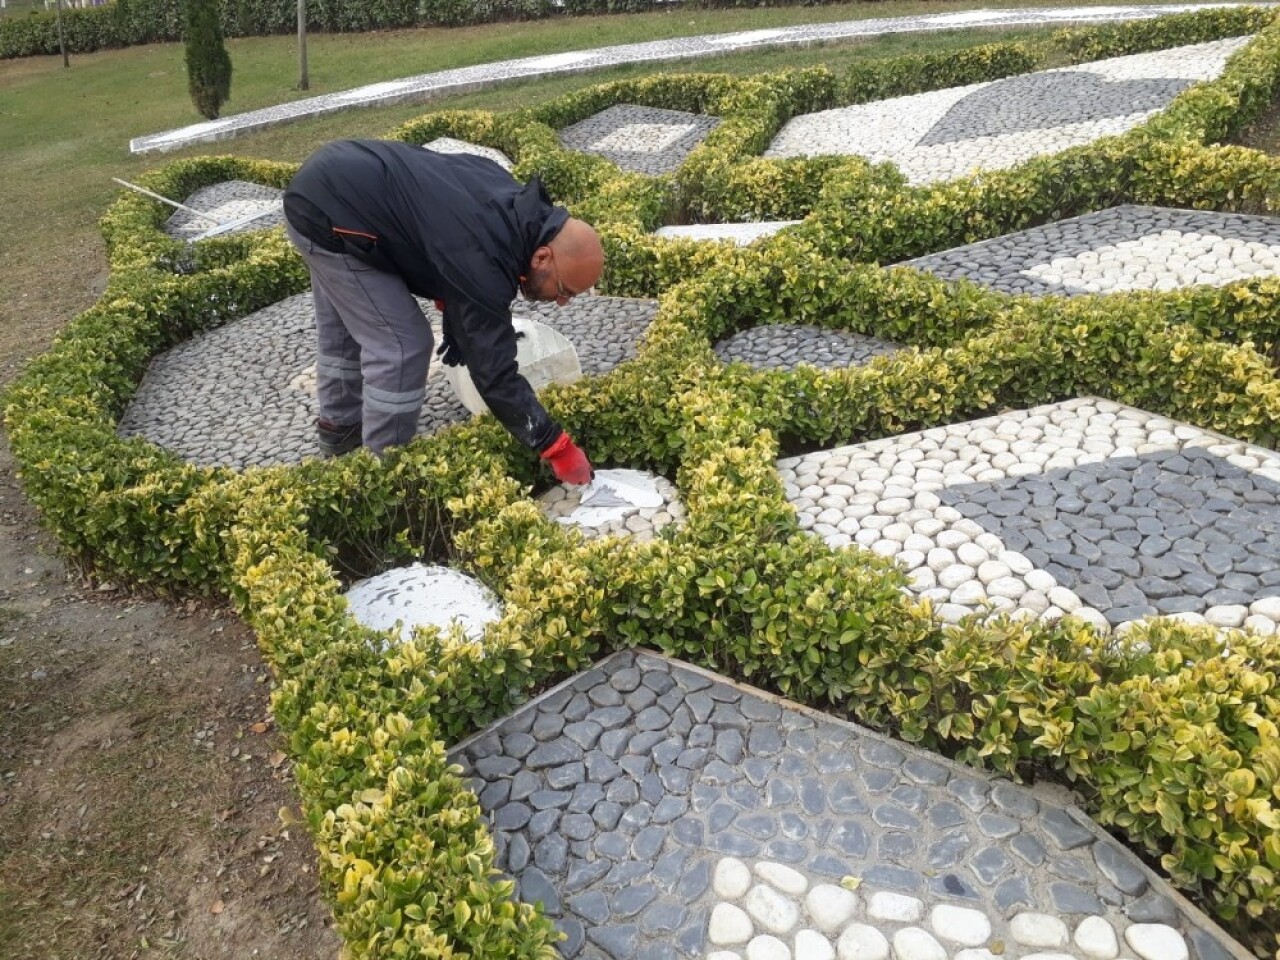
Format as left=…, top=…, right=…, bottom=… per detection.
left=6, top=7, right=1280, bottom=957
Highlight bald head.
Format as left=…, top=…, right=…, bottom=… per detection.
left=549, top=218, right=605, bottom=290
left=522, top=217, right=605, bottom=304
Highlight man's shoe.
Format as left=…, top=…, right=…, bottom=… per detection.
left=317, top=419, right=362, bottom=458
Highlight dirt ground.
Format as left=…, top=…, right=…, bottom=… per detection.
left=0, top=277, right=337, bottom=957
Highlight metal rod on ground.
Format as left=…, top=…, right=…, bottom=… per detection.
left=111, top=178, right=224, bottom=224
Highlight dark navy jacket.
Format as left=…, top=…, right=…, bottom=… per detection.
left=283, top=139, right=569, bottom=452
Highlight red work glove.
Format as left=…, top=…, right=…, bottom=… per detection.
left=540, top=432, right=592, bottom=485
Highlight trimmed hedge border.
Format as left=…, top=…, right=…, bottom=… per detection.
left=6, top=8, right=1280, bottom=957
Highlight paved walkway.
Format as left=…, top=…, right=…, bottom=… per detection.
left=129, top=4, right=1263, bottom=154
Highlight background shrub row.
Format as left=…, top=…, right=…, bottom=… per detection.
left=6, top=8, right=1280, bottom=957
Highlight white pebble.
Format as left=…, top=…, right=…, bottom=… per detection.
left=1073, top=916, right=1119, bottom=959
left=715, top=858, right=752, bottom=898
left=908, top=567, right=938, bottom=591
left=988, top=577, right=1027, bottom=600
left=952, top=581, right=987, bottom=605
left=745, top=883, right=800, bottom=934
left=1250, top=597, right=1280, bottom=620
left=836, top=924, right=888, bottom=960
left=939, top=564, right=975, bottom=589
left=1124, top=923, right=1188, bottom=960
left=867, top=891, right=923, bottom=922
left=1000, top=550, right=1034, bottom=575
left=805, top=884, right=857, bottom=934
left=1245, top=614, right=1277, bottom=636
left=754, top=861, right=808, bottom=896
left=1025, top=569, right=1058, bottom=592
left=928, top=548, right=956, bottom=571
left=892, top=927, right=947, bottom=960
left=929, top=904, right=991, bottom=946
left=794, top=930, right=834, bottom=960
left=710, top=903, right=753, bottom=944
left=1048, top=586, right=1081, bottom=612
left=977, top=560, right=1011, bottom=583
left=1205, top=605, right=1247, bottom=628
left=1011, top=913, right=1069, bottom=948
left=746, top=934, right=791, bottom=960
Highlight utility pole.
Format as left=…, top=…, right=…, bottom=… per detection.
left=55, top=0, right=68, bottom=68
left=297, top=0, right=308, bottom=91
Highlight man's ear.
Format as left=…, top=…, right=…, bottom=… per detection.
left=529, top=245, right=553, bottom=269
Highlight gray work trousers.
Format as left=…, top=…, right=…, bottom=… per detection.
left=287, top=223, right=433, bottom=454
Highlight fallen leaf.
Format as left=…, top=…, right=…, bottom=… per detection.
left=248, top=722, right=269, bottom=734
left=269, top=751, right=287, bottom=768
left=210, top=900, right=224, bottom=915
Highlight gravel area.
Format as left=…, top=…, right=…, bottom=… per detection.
left=558, top=104, right=721, bottom=175
left=765, top=37, right=1251, bottom=185
left=450, top=648, right=1243, bottom=960
left=163, top=180, right=285, bottom=241
left=714, top=324, right=902, bottom=372
left=117, top=295, right=657, bottom=469
left=778, top=397, right=1280, bottom=634
left=898, top=204, right=1280, bottom=295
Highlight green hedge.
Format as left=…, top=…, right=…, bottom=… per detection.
left=7, top=8, right=1280, bottom=958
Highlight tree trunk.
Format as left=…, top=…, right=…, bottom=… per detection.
left=297, top=0, right=309, bottom=91
left=56, top=0, right=68, bottom=68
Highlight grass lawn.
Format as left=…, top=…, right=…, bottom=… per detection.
left=0, top=0, right=1227, bottom=383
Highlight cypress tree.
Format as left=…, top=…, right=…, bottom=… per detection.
left=184, top=0, right=232, bottom=120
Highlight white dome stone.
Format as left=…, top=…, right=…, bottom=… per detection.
left=344, top=563, right=502, bottom=647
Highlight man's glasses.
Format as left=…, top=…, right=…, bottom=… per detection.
left=550, top=250, right=583, bottom=305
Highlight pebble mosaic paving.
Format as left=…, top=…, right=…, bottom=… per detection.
left=119, top=17, right=1272, bottom=958
left=451, top=649, right=1242, bottom=960
left=714, top=324, right=902, bottom=373
left=163, top=180, right=285, bottom=241
left=423, top=136, right=514, bottom=171
left=129, top=6, right=1267, bottom=154
left=765, top=37, right=1251, bottom=185
left=539, top=470, right=686, bottom=541
left=558, top=105, right=721, bottom=175
left=653, top=222, right=802, bottom=246
left=117, top=294, right=657, bottom=469
left=897, top=205, right=1280, bottom=296
left=777, top=397, right=1280, bottom=634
